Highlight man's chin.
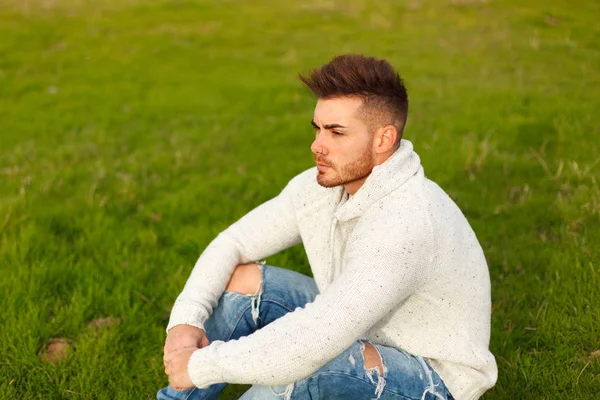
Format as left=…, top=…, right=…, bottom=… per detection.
left=316, top=174, right=342, bottom=188
left=317, top=181, right=340, bottom=188
left=316, top=173, right=372, bottom=190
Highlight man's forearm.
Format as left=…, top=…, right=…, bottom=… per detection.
left=167, top=231, right=245, bottom=331
left=167, top=178, right=303, bottom=331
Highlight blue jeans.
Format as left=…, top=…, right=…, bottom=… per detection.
left=158, top=264, right=454, bottom=400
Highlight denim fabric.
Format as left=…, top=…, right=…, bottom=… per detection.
left=157, top=265, right=453, bottom=400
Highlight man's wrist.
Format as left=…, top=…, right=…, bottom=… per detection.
left=167, top=323, right=204, bottom=335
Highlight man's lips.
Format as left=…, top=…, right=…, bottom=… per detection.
left=316, top=162, right=332, bottom=171
left=315, top=157, right=332, bottom=167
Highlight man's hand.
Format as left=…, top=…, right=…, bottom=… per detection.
left=163, top=324, right=210, bottom=390
left=164, top=347, right=198, bottom=390
left=164, top=324, right=210, bottom=359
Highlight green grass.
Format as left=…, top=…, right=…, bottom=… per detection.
left=0, top=0, right=599, bottom=398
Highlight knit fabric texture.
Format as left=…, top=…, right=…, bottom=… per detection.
left=167, top=139, right=498, bottom=400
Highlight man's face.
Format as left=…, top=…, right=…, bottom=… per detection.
left=310, top=97, right=375, bottom=194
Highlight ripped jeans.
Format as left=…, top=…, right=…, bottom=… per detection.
left=157, top=264, right=454, bottom=400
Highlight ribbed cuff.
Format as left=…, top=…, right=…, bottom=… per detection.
left=187, top=345, right=226, bottom=389
left=166, top=301, right=209, bottom=333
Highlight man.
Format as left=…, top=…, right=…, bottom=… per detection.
left=159, top=54, right=497, bottom=400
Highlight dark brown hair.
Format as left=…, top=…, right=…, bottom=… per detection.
left=299, top=54, right=408, bottom=147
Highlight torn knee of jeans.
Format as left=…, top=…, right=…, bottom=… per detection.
left=361, top=340, right=384, bottom=375
left=360, top=340, right=387, bottom=399
left=226, top=263, right=264, bottom=295
left=248, top=264, right=264, bottom=326
left=225, top=263, right=264, bottom=326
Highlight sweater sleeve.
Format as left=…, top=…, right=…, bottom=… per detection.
left=186, top=205, right=434, bottom=388
left=166, top=177, right=302, bottom=332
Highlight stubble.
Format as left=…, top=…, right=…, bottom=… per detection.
left=316, top=147, right=374, bottom=188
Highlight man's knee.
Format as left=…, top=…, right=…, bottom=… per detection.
left=225, top=263, right=263, bottom=295
left=361, top=341, right=384, bottom=375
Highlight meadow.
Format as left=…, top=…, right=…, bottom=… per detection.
left=0, top=0, right=599, bottom=398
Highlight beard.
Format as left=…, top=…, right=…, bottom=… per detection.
left=315, top=147, right=375, bottom=188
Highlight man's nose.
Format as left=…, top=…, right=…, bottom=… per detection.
left=311, top=135, right=327, bottom=156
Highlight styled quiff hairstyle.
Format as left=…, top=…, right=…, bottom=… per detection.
left=299, top=54, right=408, bottom=149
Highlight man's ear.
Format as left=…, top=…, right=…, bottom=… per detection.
left=374, top=125, right=398, bottom=154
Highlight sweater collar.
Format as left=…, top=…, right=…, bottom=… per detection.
left=332, top=139, right=423, bottom=222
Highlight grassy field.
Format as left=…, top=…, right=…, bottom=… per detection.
left=0, top=0, right=599, bottom=398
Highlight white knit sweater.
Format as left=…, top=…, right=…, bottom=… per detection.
left=167, top=139, right=497, bottom=400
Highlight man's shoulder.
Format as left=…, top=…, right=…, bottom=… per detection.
left=367, top=176, right=472, bottom=233
left=359, top=177, right=448, bottom=228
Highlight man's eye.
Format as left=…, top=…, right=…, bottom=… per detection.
left=332, top=131, right=343, bottom=136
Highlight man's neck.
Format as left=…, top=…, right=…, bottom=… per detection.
left=342, top=149, right=398, bottom=195
left=343, top=176, right=368, bottom=195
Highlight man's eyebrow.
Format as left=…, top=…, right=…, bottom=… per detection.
left=311, top=120, right=347, bottom=130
